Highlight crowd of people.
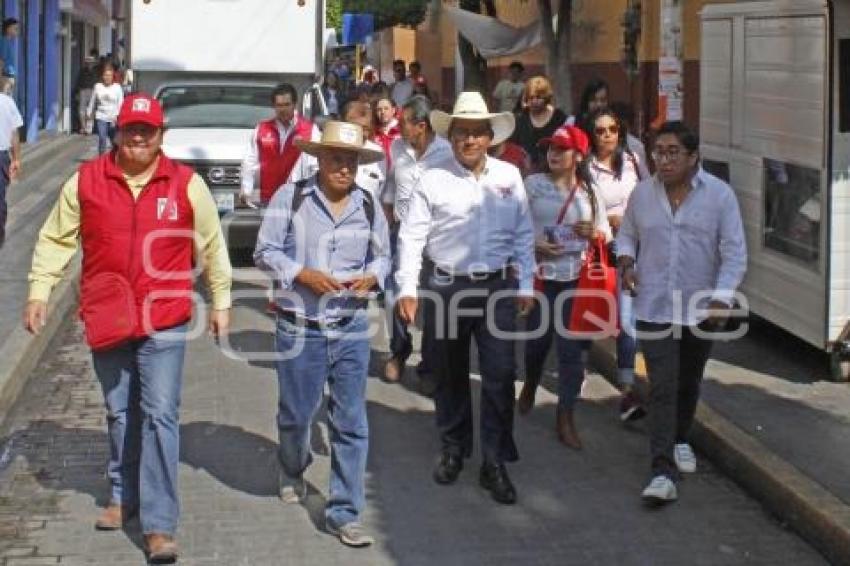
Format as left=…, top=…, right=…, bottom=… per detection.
left=23, top=60, right=747, bottom=561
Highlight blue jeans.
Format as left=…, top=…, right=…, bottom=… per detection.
left=275, top=311, right=370, bottom=529
left=94, top=119, right=116, bottom=154
left=617, top=288, right=637, bottom=385
left=524, top=279, right=589, bottom=409
left=0, top=150, right=9, bottom=248
left=91, top=324, right=187, bottom=536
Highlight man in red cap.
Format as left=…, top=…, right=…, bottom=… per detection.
left=23, top=93, right=232, bottom=563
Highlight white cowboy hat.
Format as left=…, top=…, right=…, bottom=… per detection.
left=430, top=91, right=516, bottom=146
left=294, top=120, right=384, bottom=164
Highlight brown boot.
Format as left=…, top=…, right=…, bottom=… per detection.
left=144, top=533, right=178, bottom=563
left=94, top=502, right=137, bottom=530
left=556, top=407, right=582, bottom=450
left=383, top=355, right=404, bottom=383
left=517, top=381, right=537, bottom=415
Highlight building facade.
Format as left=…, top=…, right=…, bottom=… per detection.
left=0, top=0, right=123, bottom=142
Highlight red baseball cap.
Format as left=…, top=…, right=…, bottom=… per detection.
left=538, top=125, right=590, bottom=156
left=117, top=93, right=164, bottom=128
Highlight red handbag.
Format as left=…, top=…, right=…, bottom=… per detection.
left=567, top=235, right=619, bottom=338
left=79, top=272, right=138, bottom=351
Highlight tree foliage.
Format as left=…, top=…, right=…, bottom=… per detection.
left=335, top=0, right=429, bottom=32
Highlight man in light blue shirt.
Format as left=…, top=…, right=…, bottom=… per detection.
left=254, top=121, right=390, bottom=548
left=0, top=18, right=18, bottom=81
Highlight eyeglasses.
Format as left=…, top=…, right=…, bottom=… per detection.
left=451, top=127, right=491, bottom=140
left=651, top=148, right=686, bottom=162
left=594, top=125, right=620, bottom=136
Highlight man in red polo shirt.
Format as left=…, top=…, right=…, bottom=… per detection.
left=240, top=83, right=320, bottom=205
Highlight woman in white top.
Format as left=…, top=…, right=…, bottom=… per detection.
left=87, top=65, right=124, bottom=154
left=520, top=124, right=611, bottom=449
left=587, top=107, right=645, bottom=422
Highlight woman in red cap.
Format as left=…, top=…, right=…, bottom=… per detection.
left=518, top=125, right=611, bottom=448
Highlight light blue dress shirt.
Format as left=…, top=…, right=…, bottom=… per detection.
left=254, top=175, right=391, bottom=322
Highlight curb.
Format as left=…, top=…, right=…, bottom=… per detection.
left=0, top=258, right=80, bottom=421
left=589, top=340, right=850, bottom=566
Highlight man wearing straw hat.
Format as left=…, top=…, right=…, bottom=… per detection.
left=396, top=92, right=535, bottom=504
left=254, top=120, right=390, bottom=547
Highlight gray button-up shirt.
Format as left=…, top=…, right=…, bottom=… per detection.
left=616, top=167, right=747, bottom=326
left=254, top=175, right=391, bottom=322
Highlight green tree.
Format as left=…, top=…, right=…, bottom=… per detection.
left=336, top=0, right=429, bottom=32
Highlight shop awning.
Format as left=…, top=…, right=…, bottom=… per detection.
left=59, top=0, right=110, bottom=27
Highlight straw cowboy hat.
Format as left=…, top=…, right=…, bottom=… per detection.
left=430, top=91, right=516, bottom=146
left=294, top=120, right=384, bottom=164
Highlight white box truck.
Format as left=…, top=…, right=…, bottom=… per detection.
left=129, top=0, right=326, bottom=249
left=699, top=0, right=850, bottom=379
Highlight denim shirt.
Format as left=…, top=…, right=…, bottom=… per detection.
left=254, top=175, right=391, bottom=322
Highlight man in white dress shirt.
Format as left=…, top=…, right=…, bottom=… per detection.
left=382, top=95, right=453, bottom=383
left=616, top=121, right=747, bottom=505
left=396, top=92, right=535, bottom=505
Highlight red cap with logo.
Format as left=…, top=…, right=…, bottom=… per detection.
left=538, top=125, right=590, bottom=156
left=117, top=93, right=164, bottom=128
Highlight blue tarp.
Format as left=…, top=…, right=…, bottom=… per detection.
left=341, top=13, right=374, bottom=45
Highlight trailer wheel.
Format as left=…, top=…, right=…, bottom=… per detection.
left=829, top=350, right=850, bottom=382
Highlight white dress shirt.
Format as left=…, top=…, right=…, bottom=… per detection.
left=0, top=93, right=22, bottom=150
left=287, top=139, right=387, bottom=203
left=383, top=135, right=453, bottom=221
left=240, top=116, right=321, bottom=197
left=397, top=155, right=536, bottom=297
left=526, top=173, right=612, bottom=282
left=616, top=167, right=747, bottom=326
left=589, top=153, right=642, bottom=217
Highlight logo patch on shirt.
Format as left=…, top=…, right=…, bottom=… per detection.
left=495, top=185, right=513, bottom=198
left=260, top=133, right=277, bottom=145
left=157, top=197, right=179, bottom=221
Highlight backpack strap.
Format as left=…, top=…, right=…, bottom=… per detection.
left=356, top=185, right=375, bottom=232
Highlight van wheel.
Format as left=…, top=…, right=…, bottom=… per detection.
left=828, top=350, right=850, bottom=382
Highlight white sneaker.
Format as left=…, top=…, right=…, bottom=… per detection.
left=327, top=521, right=374, bottom=548
left=674, top=443, right=697, bottom=473
left=641, top=475, right=678, bottom=503
left=278, top=471, right=307, bottom=504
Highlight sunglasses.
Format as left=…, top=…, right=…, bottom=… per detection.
left=594, top=125, right=620, bottom=136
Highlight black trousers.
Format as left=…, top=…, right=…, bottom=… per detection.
left=425, top=271, right=519, bottom=464
left=637, top=321, right=713, bottom=479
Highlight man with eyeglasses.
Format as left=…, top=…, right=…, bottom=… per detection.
left=615, top=121, right=747, bottom=505
left=396, top=91, right=535, bottom=505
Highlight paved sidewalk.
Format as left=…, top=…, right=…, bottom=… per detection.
left=0, top=273, right=826, bottom=565
left=0, top=134, right=95, bottom=345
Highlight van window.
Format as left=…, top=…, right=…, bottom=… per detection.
left=840, top=39, right=850, bottom=133
left=763, top=158, right=821, bottom=266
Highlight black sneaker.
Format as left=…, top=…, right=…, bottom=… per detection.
left=620, top=391, right=646, bottom=422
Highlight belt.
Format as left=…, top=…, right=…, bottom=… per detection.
left=275, top=308, right=355, bottom=330
left=433, top=266, right=508, bottom=282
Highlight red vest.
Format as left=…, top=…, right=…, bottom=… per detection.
left=257, top=117, right=314, bottom=203
left=78, top=153, right=196, bottom=339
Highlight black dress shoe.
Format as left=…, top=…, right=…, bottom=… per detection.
left=433, top=452, right=463, bottom=485
left=479, top=462, right=517, bottom=504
